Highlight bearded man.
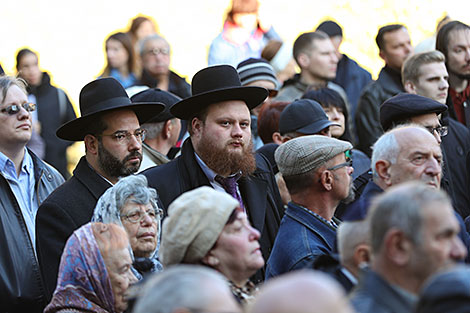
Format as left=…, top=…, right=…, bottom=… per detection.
left=143, top=65, right=285, bottom=282
left=36, top=77, right=164, bottom=300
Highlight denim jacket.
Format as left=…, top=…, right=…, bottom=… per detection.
left=265, top=202, right=338, bottom=279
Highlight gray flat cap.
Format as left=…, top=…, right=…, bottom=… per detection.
left=275, top=135, right=352, bottom=176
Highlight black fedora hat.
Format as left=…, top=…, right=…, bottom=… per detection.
left=57, top=78, right=165, bottom=141
left=170, top=65, right=268, bottom=120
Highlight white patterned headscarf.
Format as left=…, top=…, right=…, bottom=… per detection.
left=92, top=174, right=163, bottom=277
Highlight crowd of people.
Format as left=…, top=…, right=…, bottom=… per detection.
left=1, top=0, right=470, bottom=312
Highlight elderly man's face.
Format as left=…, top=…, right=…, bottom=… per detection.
left=192, top=100, right=256, bottom=177
left=409, top=113, right=443, bottom=145
left=97, top=110, right=143, bottom=180
left=120, top=199, right=160, bottom=258
left=409, top=201, right=466, bottom=285
left=389, top=129, right=442, bottom=188
left=0, top=85, right=33, bottom=149
left=406, top=62, right=449, bottom=104
left=327, top=152, right=354, bottom=202
left=142, top=38, right=170, bottom=77
left=446, top=29, right=470, bottom=79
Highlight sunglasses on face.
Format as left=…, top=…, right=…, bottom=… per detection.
left=0, top=102, right=36, bottom=115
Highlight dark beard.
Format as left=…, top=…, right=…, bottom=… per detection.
left=341, top=180, right=356, bottom=204
left=98, top=141, right=142, bottom=179
left=448, top=65, right=470, bottom=80
left=195, top=136, right=256, bottom=177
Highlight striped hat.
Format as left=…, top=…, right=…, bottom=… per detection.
left=236, top=58, right=280, bottom=90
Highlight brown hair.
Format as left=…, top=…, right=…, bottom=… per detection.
left=257, top=100, right=290, bottom=143
left=402, top=50, right=446, bottom=85
left=101, top=32, right=136, bottom=78
left=92, top=222, right=129, bottom=259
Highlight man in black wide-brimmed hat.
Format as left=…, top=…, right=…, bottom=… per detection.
left=35, top=77, right=164, bottom=301
left=143, top=64, right=285, bottom=282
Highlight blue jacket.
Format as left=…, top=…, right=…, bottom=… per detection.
left=265, top=202, right=338, bottom=279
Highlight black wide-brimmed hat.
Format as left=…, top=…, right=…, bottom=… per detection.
left=170, top=65, right=268, bottom=120
left=57, top=78, right=165, bottom=141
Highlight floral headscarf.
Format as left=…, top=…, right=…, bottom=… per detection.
left=44, top=223, right=115, bottom=313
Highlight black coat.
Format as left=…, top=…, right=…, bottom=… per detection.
left=29, top=72, right=76, bottom=177
left=143, top=139, right=285, bottom=281
left=0, top=150, right=64, bottom=313
left=355, top=66, right=404, bottom=156
left=36, top=156, right=111, bottom=301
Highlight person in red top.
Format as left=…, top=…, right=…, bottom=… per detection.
left=436, top=21, right=470, bottom=126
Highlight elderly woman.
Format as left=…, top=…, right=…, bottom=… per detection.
left=92, top=175, right=163, bottom=276
left=45, top=222, right=137, bottom=313
left=160, top=186, right=265, bottom=305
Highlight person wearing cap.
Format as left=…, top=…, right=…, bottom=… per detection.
left=316, top=20, right=372, bottom=119
left=265, top=135, right=354, bottom=279
left=276, top=31, right=348, bottom=107
left=143, top=64, right=284, bottom=282
left=36, top=77, right=164, bottom=301
left=159, top=186, right=265, bottom=306
left=237, top=57, right=280, bottom=150
left=130, top=88, right=182, bottom=171
left=355, top=24, right=412, bottom=157
left=402, top=51, right=470, bottom=218
left=0, top=76, right=64, bottom=313
left=350, top=182, right=466, bottom=313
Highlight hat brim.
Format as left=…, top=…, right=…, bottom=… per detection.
left=56, top=102, right=165, bottom=141
left=297, top=120, right=341, bottom=135
left=170, top=86, right=268, bottom=120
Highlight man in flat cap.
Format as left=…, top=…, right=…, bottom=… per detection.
left=36, top=77, right=164, bottom=300
left=143, top=65, right=284, bottom=282
left=130, top=88, right=182, bottom=171
left=265, top=135, right=354, bottom=279
left=402, top=51, right=470, bottom=218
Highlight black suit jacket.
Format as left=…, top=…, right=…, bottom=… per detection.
left=143, top=139, right=285, bottom=281
left=36, top=156, right=111, bottom=300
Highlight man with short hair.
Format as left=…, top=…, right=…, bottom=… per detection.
left=355, top=24, right=413, bottom=156
left=131, top=88, right=182, bottom=171
left=265, top=135, right=354, bottom=279
left=0, top=76, right=64, bottom=312
left=316, top=20, right=372, bottom=119
left=402, top=52, right=470, bottom=218
left=436, top=21, right=470, bottom=127
left=143, top=65, right=284, bottom=282
left=138, top=34, right=191, bottom=99
left=276, top=31, right=348, bottom=104
left=351, top=181, right=467, bottom=313
left=36, top=77, right=164, bottom=300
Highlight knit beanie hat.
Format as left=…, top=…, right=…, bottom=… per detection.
left=237, top=58, right=280, bottom=89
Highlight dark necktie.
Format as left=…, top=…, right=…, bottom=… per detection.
left=215, top=175, right=245, bottom=211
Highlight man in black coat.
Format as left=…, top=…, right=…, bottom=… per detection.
left=143, top=65, right=285, bottom=282
left=35, top=77, right=164, bottom=301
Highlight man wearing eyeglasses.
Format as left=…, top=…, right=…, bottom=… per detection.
left=402, top=51, right=470, bottom=219
left=35, top=77, right=164, bottom=303
left=265, top=135, right=354, bottom=279
left=138, top=34, right=191, bottom=99
left=0, top=76, right=64, bottom=312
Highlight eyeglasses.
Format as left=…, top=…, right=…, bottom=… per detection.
left=144, top=48, right=170, bottom=56
left=425, top=125, right=448, bottom=137
left=99, top=129, right=146, bottom=144
left=0, top=102, right=36, bottom=115
left=327, top=159, right=352, bottom=171
left=268, top=89, right=279, bottom=98
left=121, top=208, right=164, bottom=224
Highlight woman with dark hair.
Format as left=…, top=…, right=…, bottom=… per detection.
left=303, top=88, right=370, bottom=179
left=100, top=32, right=138, bottom=88
left=160, top=186, right=264, bottom=307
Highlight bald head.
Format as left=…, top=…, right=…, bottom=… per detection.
left=372, top=125, right=442, bottom=189
left=250, top=270, right=354, bottom=313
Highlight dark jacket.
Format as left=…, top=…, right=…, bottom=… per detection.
left=139, top=69, right=191, bottom=99
left=334, top=54, right=372, bottom=120
left=355, top=66, right=404, bottom=156
left=265, top=202, right=339, bottom=279
left=342, top=180, right=383, bottom=221
left=36, top=156, right=112, bottom=301
left=143, top=139, right=284, bottom=281
left=29, top=72, right=76, bottom=177
left=350, top=269, right=417, bottom=313
left=0, top=150, right=64, bottom=313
